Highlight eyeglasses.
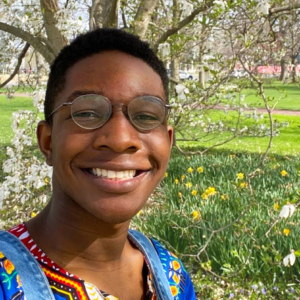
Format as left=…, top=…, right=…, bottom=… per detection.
left=48, top=94, right=172, bottom=131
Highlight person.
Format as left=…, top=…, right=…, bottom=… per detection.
left=0, top=28, right=196, bottom=300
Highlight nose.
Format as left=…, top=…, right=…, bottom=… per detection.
left=92, top=108, right=143, bottom=153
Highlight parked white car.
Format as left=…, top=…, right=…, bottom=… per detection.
left=230, top=69, right=247, bottom=78
left=167, top=69, right=194, bottom=80
left=179, top=70, right=193, bottom=80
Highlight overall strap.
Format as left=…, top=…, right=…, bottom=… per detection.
left=128, top=229, right=173, bottom=300
left=0, top=230, right=55, bottom=300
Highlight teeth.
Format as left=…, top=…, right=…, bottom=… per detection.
left=91, top=168, right=136, bottom=180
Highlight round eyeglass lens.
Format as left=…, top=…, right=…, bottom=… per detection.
left=71, top=95, right=111, bottom=129
left=128, top=96, right=166, bottom=130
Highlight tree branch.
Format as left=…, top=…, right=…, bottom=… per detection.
left=153, top=1, right=213, bottom=52
left=0, top=43, right=30, bottom=89
left=270, top=3, right=300, bottom=15
left=0, top=22, right=55, bottom=63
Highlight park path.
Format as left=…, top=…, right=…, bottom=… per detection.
left=12, top=92, right=300, bottom=116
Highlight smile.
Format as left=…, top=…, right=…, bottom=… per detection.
left=88, top=168, right=137, bottom=180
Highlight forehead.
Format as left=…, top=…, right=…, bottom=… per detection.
left=57, top=51, right=165, bottom=104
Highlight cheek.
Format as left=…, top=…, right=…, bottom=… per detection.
left=51, top=132, right=87, bottom=166
left=147, top=130, right=172, bottom=171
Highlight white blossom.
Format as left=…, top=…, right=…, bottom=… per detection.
left=175, top=84, right=189, bottom=101
left=33, top=89, right=46, bottom=112
left=158, top=42, right=170, bottom=58
left=257, top=0, right=270, bottom=15
left=283, top=250, right=296, bottom=267
left=214, top=0, right=227, bottom=10
left=180, top=0, right=194, bottom=18
left=279, top=203, right=296, bottom=219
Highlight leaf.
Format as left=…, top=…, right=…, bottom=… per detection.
left=275, top=254, right=282, bottom=261
left=294, top=250, right=300, bottom=257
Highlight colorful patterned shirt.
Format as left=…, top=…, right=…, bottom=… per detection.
left=0, top=224, right=195, bottom=300
left=3, top=224, right=156, bottom=300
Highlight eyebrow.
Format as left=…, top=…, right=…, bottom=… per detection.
left=65, top=90, right=165, bottom=103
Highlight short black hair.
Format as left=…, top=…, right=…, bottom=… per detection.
left=45, top=28, right=169, bottom=122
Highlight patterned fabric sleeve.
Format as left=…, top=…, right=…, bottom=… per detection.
left=0, top=251, right=25, bottom=300
left=150, top=239, right=196, bottom=300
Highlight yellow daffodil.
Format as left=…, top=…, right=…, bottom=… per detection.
left=197, top=166, right=204, bottom=173
left=274, top=203, right=280, bottom=210
left=178, top=192, right=182, bottom=198
left=283, top=228, right=291, bottom=236
left=175, top=179, right=179, bottom=184
left=191, top=190, right=197, bottom=196
left=237, top=173, right=244, bottom=180
left=201, top=186, right=217, bottom=199
left=281, top=170, right=288, bottom=177
left=187, top=167, right=193, bottom=173
left=206, top=186, right=216, bottom=196
left=192, top=210, right=201, bottom=221
left=137, top=210, right=143, bottom=217
left=240, top=182, right=248, bottom=188
left=185, top=182, right=192, bottom=188
left=201, top=193, right=208, bottom=200
left=181, top=175, right=186, bottom=180
left=229, top=154, right=236, bottom=158
left=221, top=194, right=229, bottom=200
left=31, top=212, right=37, bottom=218
left=164, top=172, right=168, bottom=177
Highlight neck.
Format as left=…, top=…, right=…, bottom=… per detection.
left=26, top=198, right=132, bottom=271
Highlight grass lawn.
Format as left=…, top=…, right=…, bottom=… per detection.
left=0, top=95, right=36, bottom=145
left=240, top=81, right=300, bottom=110
left=177, top=112, right=300, bottom=156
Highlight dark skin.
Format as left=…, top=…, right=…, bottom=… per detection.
left=26, top=51, right=173, bottom=300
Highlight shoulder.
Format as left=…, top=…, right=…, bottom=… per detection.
left=150, top=238, right=196, bottom=300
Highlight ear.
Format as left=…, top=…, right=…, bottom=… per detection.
left=167, top=125, right=174, bottom=149
left=37, top=121, right=53, bottom=166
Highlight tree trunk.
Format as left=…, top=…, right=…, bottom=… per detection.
left=40, top=0, right=67, bottom=57
left=198, top=52, right=205, bottom=88
left=90, top=0, right=120, bottom=29
left=291, top=55, right=297, bottom=83
left=133, top=0, right=159, bottom=38
left=35, top=51, right=40, bottom=85
left=280, top=57, right=287, bottom=81
left=170, top=0, right=180, bottom=92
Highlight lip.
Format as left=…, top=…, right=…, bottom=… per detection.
left=80, top=168, right=149, bottom=194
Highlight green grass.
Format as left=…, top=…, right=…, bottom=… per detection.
left=240, top=81, right=300, bottom=111
left=0, top=95, right=36, bottom=145
left=177, top=113, right=300, bottom=156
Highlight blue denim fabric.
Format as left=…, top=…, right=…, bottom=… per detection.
left=0, top=230, right=55, bottom=300
left=128, top=229, right=174, bottom=299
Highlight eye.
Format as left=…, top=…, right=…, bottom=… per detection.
left=132, top=113, right=160, bottom=122
left=72, top=110, right=102, bottom=119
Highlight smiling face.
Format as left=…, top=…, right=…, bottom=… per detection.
left=38, top=51, right=173, bottom=225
